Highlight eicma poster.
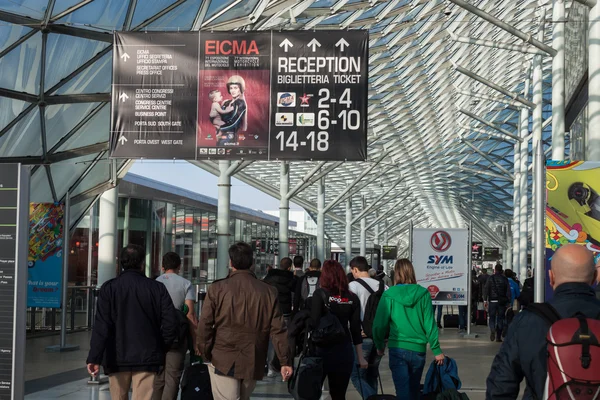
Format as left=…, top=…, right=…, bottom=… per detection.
left=546, top=161, right=600, bottom=298
left=412, top=229, right=469, bottom=305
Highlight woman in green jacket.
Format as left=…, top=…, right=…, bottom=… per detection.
left=372, top=259, right=445, bottom=399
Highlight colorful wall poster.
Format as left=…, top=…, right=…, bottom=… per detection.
left=411, top=229, right=469, bottom=305
left=27, top=203, right=63, bottom=308
left=546, top=161, right=600, bottom=299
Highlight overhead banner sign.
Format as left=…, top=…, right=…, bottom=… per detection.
left=27, top=203, right=64, bottom=308
left=412, top=229, right=469, bottom=305
left=546, top=161, right=600, bottom=299
left=110, top=31, right=368, bottom=161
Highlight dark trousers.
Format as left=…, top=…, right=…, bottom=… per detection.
left=488, top=301, right=506, bottom=335
left=152, top=342, right=186, bottom=400
left=458, top=305, right=468, bottom=330
left=316, top=339, right=354, bottom=400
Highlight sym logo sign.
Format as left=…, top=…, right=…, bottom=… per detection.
left=430, top=231, right=452, bottom=252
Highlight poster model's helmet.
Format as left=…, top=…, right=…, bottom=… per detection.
left=227, top=75, right=246, bottom=94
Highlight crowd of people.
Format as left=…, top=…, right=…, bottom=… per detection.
left=85, top=241, right=600, bottom=400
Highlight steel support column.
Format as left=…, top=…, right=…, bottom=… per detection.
left=534, top=141, right=545, bottom=302
left=279, top=162, right=290, bottom=259
left=552, top=0, right=566, bottom=160
left=374, top=211, right=380, bottom=246
left=317, top=178, right=325, bottom=261
left=512, top=137, right=521, bottom=273
left=505, top=225, right=513, bottom=271
left=519, top=81, right=530, bottom=280
left=360, top=196, right=367, bottom=256
left=531, top=23, right=544, bottom=275
left=217, top=161, right=232, bottom=280
left=589, top=2, right=600, bottom=160
left=97, top=187, right=118, bottom=287
left=60, top=191, right=70, bottom=348
left=345, top=196, right=352, bottom=267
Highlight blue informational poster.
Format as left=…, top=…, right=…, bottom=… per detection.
left=27, top=203, right=63, bottom=308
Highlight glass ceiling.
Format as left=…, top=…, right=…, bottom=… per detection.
left=0, top=0, right=561, bottom=252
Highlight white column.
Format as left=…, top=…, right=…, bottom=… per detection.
left=531, top=25, right=544, bottom=274
left=590, top=2, right=600, bottom=160
left=519, top=79, right=531, bottom=280
left=345, top=196, right=352, bottom=267
left=512, top=138, right=521, bottom=273
left=534, top=142, right=546, bottom=302
left=97, top=187, right=118, bottom=287
left=279, top=162, right=290, bottom=259
left=374, top=211, right=379, bottom=245
left=505, top=225, right=512, bottom=271
left=217, top=161, right=231, bottom=279
left=317, top=178, right=325, bottom=261
left=360, top=195, right=367, bottom=256
left=552, top=0, right=566, bottom=160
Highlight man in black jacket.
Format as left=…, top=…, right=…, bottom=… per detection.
left=263, top=257, right=295, bottom=377
left=486, top=244, right=600, bottom=399
left=293, top=258, right=322, bottom=312
left=86, top=245, right=178, bottom=400
left=484, top=263, right=511, bottom=342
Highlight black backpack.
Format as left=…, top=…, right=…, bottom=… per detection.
left=310, top=290, right=346, bottom=347
left=301, top=276, right=320, bottom=303
left=354, top=279, right=385, bottom=338
left=173, top=308, right=191, bottom=349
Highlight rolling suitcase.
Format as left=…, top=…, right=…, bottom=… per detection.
left=443, top=314, right=459, bottom=328
left=360, top=374, right=395, bottom=400
left=475, top=310, right=487, bottom=326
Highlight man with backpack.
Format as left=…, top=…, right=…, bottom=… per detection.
left=348, top=256, right=387, bottom=399
left=484, top=263, right=512, bottom=342
left=153, top=252, right=197, bottom=400
left=486, top=244, right=600, bottom=399
left=293, top=258, right=322, bottom=312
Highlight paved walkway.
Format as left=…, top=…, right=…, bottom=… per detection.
left=24, top=325, right=500, bottom=399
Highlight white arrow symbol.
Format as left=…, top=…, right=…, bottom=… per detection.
left=279, top=38, right=293, bottom=52
left=120, top=53, right=130, bottom=62
left=335, top=38, right=350, bottom=52
left=307, top=39, right=321, bottom=52
left=119, top=92, right=129, bottom=102
left=118, top=136, right=127, bottom=145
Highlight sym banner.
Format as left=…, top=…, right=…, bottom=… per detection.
left=27, top=203, right=63, bottom=308
left=111, top=31, right=368, bottom=161
left=412, top=229, right=469, bottom=305
left=546, top=161, right=600, bottom=300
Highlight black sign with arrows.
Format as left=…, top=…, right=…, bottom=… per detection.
left=270, top=31, right=368, bottom=161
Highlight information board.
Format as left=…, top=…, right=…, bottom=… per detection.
left=483, top=247, right=500, bottom=261
left=0, top=164, right=28, bottom=400
left=111, top=31, right=368, bottom=161
left=382, top=245, right=397, bottom=260
left=411, top=229, right=469, bottom=305
left=471, top=241, right=483, bottom=261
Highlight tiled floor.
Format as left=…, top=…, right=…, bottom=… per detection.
left=24, top=326, right=500, bottom=399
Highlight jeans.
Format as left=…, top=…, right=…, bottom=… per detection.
left=433, top=305, right=443, bottom=325
left=458, top=305, right=468, bottom=330
left=488, top=301, right=506, bottom=335
left=350, top=338, right=383, bottom=399
left=388, top=348, right=426, bottom=400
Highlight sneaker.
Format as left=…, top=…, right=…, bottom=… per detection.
left=495, top=338, right=503, bottom=343
left=490, top=331, right=496, bottom=342
left=267, top=370, right=277, bottom=378
left=437, top=323, right=443, bottom=329
left=458, top=329, right=465, bottom=334
left=501, top=330, right=507, bottom=339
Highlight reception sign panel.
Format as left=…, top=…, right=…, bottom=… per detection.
left=412, top=229, right=469, bottom=305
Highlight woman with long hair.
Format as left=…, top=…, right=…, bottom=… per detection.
left=372, top=259, right=445, bottom=399
left=310, top=260, right=367, bottom=399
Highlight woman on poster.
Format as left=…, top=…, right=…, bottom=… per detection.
left=217, top=75, right=248, bottom=146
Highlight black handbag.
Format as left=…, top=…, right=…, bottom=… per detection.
left=310, top=290, right=346, bottom=347
left=288, top=331, right=324, bottom=400
left=180, top=363, right=213, bottom=400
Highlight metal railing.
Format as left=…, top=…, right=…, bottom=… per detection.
left=26, top=286, right=97, bottom=337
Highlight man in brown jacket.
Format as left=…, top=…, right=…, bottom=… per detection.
left=197, top=242, right=292, bottom=400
